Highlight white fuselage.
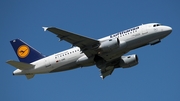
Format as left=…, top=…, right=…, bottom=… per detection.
left=13, top=23, right=172, bottom=75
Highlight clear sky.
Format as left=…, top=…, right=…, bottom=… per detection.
left=1, top=0, right=179, bottom=101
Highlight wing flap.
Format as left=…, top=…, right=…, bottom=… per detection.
left=6, top=60, right=35, bottom=70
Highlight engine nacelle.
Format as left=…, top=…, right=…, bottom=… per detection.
left=98, top=38, right=119, bottom=52
left=120, top=54, right=138, bottom=68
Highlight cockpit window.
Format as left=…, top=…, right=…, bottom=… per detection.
left=157, top=24, right=161, bottom=26
left=153, top=24, right=161, bottom=27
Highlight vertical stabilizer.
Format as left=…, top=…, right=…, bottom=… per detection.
left=10, top=39, right=45, bottom=63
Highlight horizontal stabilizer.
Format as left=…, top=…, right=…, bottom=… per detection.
left=26, top=74, right=35, bottom=79
left=6, top=60, right=35, bottom=70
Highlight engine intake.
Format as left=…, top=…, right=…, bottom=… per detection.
left=98, top=38, right=119, bottom=52
left=120, top=54, right=138, bottom=68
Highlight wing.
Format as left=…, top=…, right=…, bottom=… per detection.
left=43, top=27, right=100, bottom=57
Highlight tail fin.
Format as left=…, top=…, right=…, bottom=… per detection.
left=10, top=39, right=45, bottom=63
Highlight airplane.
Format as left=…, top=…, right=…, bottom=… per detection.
left=6, top=23, right=172, bottom=79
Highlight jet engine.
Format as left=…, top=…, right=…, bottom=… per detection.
left=119, top=54, right=138, bottom=68
left=98, top=38, right=127, bottom=54
left=98, top=38, right=119, bottom=52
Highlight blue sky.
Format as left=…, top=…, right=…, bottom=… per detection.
left=1, top=0, right=180, bottom=101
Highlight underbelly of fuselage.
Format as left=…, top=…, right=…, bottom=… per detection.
left=50, top=61, right=80, bottom=73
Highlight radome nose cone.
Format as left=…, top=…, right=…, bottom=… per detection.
left=164, top=26, right=172, bottom=34
left=162, top=26, right=172, bottom=37
left=166, top=26, right=172, bottom=33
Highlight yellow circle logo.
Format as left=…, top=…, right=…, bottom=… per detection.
left=17, top=45, right=30, bottom=58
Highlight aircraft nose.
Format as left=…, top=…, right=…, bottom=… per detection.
left=164, top=26, right=172, bottom=34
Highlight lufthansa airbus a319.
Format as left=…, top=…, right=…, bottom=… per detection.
left=6, top=23, right=172, bottom=79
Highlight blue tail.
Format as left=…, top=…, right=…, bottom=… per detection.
left=10, top=39, right=45, bottom=63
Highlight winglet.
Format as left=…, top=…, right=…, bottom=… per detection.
left=42, top=27, right=48, bottom=31
left=100, top=75, right=104, bottom=80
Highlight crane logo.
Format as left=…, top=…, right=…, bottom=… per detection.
left=17, top=45, right=30, bottom=58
